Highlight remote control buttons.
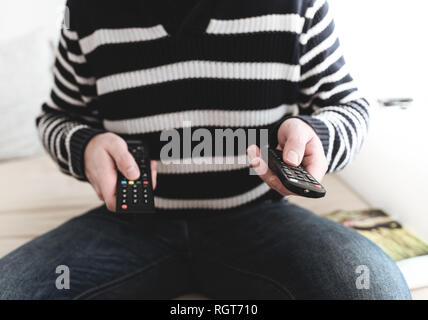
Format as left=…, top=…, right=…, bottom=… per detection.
left=117, top=142, right=156, bottom=213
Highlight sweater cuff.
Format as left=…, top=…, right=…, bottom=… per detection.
left=69, top=127, right=105, bottom=180
left=295, top=115, right=330, bottom=156
left=268, top=115, right=294, bottom=148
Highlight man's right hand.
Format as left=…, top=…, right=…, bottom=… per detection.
left=84, top=133, right=157, bottom=212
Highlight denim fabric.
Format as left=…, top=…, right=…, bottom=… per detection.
left=0, top=200, right=411, bottom=300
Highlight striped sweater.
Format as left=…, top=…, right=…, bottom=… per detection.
left=36, top=0, right=370, bottom=210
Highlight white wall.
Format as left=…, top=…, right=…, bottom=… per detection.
left=0, top=0, right=66, bottom=159
left=0, top=0, right=65, bottom=42
left=330, top=0, right=428, bottom=241
left=330, top=0, right=428, bottom=102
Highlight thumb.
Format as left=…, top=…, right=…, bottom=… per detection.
left=107, top=140, right=140, bottom=180
left=282, top=136, right=307, bottom=167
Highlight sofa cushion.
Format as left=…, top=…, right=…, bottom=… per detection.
left=0, top=28, right=55, bottom=160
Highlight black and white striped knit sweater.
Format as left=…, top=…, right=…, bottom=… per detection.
left=37, top=0, right=369, bottom=210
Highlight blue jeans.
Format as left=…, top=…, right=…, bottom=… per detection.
left=0, top=200, right=411, bottom=299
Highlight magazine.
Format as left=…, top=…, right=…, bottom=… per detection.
left=324, top=209, right=428, bottom=289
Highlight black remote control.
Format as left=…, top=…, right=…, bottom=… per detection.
left=268, top=148, right=326, bottom=198
left=116, top=140, right=155, bottom=213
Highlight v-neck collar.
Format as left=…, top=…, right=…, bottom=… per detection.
left=144, top=0, right=215, bottom=37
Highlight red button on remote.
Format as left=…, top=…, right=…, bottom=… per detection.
left=121, top=204, right=128, bottom=210
left=143, top=181, right=149, bottom=185
left=314, top=185, right=322, bottom=189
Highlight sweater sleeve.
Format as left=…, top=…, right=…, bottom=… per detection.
left=295, top=0, right=370, bottom=172
left=36, top=20, right=105, bottom=181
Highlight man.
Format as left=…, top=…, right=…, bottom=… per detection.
left=0, top=0, right=410, bottom=299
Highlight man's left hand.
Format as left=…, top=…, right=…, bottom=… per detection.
left=247, top=118, right=328, bottom=196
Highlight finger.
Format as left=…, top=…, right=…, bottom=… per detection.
left=247, top=145, right=273, bottom=181
left=255, top=159, right=293, bottom=196
left=106, top=139, right=140, bottom=180
left=247, top=145, right=292, bottom=196
left=247, top=144, right=261, bottom=159
left=248, top=145, right=268, bottom=177
left=302, top=138, right=328, bottom=182
left=97, top=155, right=118, bottom=212
left=150, top=160, right=157, bottom=190
left=282, top=135, right=308, bottom=167
left=247, top=144, right=261, bottom=167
